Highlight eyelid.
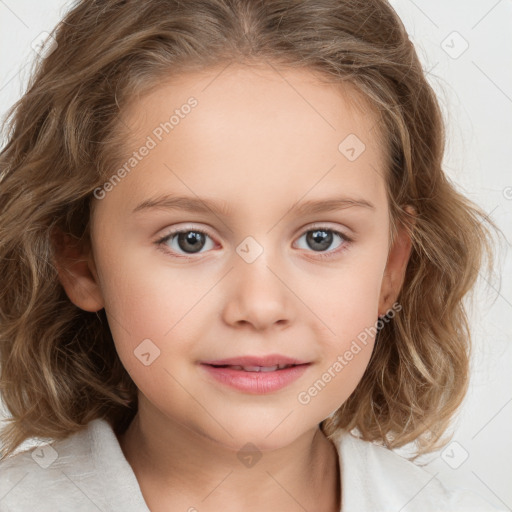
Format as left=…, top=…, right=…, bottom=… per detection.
left=154, top=224, right=216, bottom=257
left=293, top=223, right=353, bottom=260
left=156, top=221, right=353, bottom=241
left=154, top=222, right=354, bottom=258
left=298, top=221, right=353, bottom=238
left=155, top=221, right=214, bottom=238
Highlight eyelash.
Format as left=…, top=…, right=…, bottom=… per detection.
left=154, top=225, right=353, bottom=260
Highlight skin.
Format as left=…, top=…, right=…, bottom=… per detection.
left=54, top=62, right=413, bottom=512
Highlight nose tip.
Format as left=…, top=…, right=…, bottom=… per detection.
left=221, top=254, right=293, bottom=331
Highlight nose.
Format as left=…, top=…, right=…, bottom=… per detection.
left=221, top=251, right=295, bottom=331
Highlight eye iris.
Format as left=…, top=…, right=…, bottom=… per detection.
left=177, top=231, right=205, bottom=253
left=307, top=229, right=333, bottom=251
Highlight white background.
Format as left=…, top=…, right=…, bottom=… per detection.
left=1, top=0, right=511, bottom=508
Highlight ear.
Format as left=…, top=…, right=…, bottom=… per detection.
left=51, top=227, right=104, bottom=312
left=378, top=206, right=415, bottom=316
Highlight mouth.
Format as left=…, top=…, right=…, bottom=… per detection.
left=199, top=355, right=311, bottom=394
left=205, top=363, right=301, bottom=372
left=201, top=354, right=309, bottom=368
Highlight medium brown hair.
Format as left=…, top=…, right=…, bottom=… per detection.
left=0, top=0, right=498, bottom=460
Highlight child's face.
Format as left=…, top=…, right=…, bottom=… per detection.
left=61, top=64, right=412, bottom=450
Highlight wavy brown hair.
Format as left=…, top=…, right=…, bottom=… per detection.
left=0, top=0, right=498, bottom=461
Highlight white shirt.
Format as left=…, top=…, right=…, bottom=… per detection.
left=0, top=418, right=504, bottom=511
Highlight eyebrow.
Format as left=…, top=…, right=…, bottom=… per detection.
left=131, top=194, right=375, bottom=216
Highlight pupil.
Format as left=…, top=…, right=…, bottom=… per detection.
left=307, top=230, right=332, bottom=251
left=177, top=231, right=205, bottom=253
left=174, top=230, right=333, bottom=254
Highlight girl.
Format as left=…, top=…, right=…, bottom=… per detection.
left=0, top=0, right=503, bottom=510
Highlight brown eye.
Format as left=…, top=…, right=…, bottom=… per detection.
left=175, top=231, right=207, bottom=253
left=157, top=228, right=215, bottom=256
left=296, top=228, right=345, bottom=252
left=306, top=229, right=334, bottom=251
left=294, top=226, right=352, bottom=260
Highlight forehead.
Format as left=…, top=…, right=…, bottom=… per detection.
left=122, top=63, right=384, bottom=148
left=100, top=63, right=388, bottom=218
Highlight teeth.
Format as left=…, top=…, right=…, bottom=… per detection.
left=223, top=364, right=293, bottom=372
left=259, top=365, right=279, bottom=372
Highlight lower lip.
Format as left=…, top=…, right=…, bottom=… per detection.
left=200, top=364, right=310, bottom=394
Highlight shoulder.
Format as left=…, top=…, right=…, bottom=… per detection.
left=335, top=431, right=506, bottom=512
left=0, top=419, right=110, bottom=512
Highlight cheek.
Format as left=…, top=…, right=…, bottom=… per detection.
left=297, top=285, right=379, bottom=420
left=308, top=245, right=387, bottom=342
left=93, top=246, right=210, bottom=372
left=93, top=221, right=388, bottom=425
left=297, top=242, right=388, bottom=411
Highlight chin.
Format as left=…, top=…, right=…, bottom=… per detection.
left=208, top=421, right=312, bottom=453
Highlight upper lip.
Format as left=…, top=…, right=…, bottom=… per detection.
left=201, top=354, right=309, bottom=367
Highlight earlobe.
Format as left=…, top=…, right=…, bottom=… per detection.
left=51, top=228, right=104, bottom=312
left=378, top=207, right=415, bottom=316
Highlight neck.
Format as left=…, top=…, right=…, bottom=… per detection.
left=117, top=398, right=341, bottom=512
